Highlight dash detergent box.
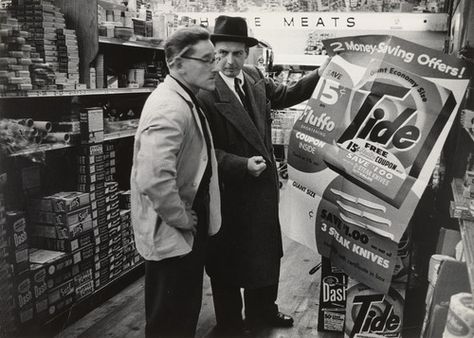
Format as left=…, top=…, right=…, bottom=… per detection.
left=318, top=257, right=347, bottom=332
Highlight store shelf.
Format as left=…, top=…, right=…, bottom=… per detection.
left=99, top=36, right=164, bottom=50
left=8, top=129, right=136, bottom=157
left=459, top=219, right=474, bottom=298
left=0, top=87, right=155, bottom=98
left=104, top=128, right=137, bottom=141
left=450, top=178, right=474, bottom=220
left=9, top=142, right=73, bottom=157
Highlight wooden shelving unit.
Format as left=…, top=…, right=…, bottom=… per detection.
left=99, top=36, right=164, bottom=50
left=0, top=88, right=154, bottom=98
left=451, top=178, right=474, bottom=298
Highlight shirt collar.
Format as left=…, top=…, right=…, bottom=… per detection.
left=219, top=70, right=245, bottom=89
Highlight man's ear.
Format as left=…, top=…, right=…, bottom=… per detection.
left=169, top=58, right=182, bottom=70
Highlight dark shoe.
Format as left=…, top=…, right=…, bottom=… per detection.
left=266, top=312, right=294, bottom=328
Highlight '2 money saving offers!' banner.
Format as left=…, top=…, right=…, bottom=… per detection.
left=282, top=35, right=471, bottom=293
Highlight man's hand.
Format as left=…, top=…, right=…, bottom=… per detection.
left=177, top=209, right=198, bottom=234
left=317, top=56, right=332, bottom=77
left=247, top=156, right=267, bottom=177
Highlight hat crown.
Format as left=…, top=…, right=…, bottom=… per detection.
left=211, top=15, right=259, bottom=47
left=214, top=16, right=249, bottom=38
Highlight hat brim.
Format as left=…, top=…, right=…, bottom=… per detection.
left=211, top=34, right=259, bottom=47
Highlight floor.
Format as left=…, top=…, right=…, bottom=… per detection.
left=56, top=235, right=340, bottom=338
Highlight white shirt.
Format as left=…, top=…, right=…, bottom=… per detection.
left=219, top=71, right=245, bottom=105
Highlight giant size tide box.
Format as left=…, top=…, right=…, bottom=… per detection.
left=344, top=279, right=405, bottom=338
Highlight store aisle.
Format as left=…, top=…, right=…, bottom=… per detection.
left=56, top=235, right=340, bottom=338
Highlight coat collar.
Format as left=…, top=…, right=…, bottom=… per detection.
left=162, top=75, right=194, bottom=107
left=162, top=75, right=207, bottom=140
left=213, top=72, right=271, bottom=161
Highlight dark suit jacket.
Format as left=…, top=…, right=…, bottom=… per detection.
left=198, top=66, right=320, bottom=288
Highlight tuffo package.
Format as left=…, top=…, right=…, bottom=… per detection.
left=318, top=256, right=347, bottom=332
left=345, top=279, right=405, bottom=338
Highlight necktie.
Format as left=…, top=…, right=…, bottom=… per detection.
left=234, top=77, right=255, bottom=123
left=234, top=77, right=249, bottom=111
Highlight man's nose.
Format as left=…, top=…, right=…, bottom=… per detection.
left=225, top=54, right=234, bottom=64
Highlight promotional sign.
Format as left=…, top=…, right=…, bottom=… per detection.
left=177, top=13, right=447, bottom=60
left=284, top=35, right=471, bottom=293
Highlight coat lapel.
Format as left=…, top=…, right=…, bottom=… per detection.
left=243, top=70, right=266, bottom=136
left=214, top=74, right=271, bottom=160
left=164, top=76, right=206, bottom=146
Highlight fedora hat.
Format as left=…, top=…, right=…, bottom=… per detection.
left=211, top=16, right=259, bottom=47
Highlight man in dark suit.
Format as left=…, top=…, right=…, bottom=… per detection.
left=198, top=15, right=328, bottom=335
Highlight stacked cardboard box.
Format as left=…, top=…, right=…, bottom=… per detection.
left=80, top=107, right=104, bottom=145
left=121, top=208, right=138, bottom=270
left=29, top=248, right=74, bottom=323
left=103, top=143, right=116, bottom=182
left=55, top=28, right=79, bottom=90
left=118, top=190, right=131, bottom=210
left=0, top=10, right=33, bottom=94
left=318, top=257, right=347, bottom=333
left=94, top=181, right=123, bottom=289
left=0, top=179, right=16, bottom=335
left=28, top=196, right=94, bottom=254
left=13, top=0, right=65, bottom=72
left=1, top=211, right=33, bottom=329
left=5, top=211, right=29, bottom=276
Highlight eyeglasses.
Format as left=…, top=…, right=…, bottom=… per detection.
left=181, top=55, right=216, bottom=65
